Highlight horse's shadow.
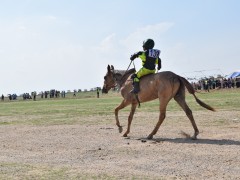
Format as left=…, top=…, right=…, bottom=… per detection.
left=136, top=137, right=240, bottom=146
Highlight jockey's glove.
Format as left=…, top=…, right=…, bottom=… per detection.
left=130, top=53, right=138, bottom=61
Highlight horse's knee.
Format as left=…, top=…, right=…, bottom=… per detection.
left=159, top=113, right=166, bottom=120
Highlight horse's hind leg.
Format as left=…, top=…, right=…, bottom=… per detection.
left=123, top=103, right=137, bottom=137
left=174, top=94, right=199, bottom=140
left=147, top=98, right=169, bottom=139
left=115, top=99, right=131, bottom=133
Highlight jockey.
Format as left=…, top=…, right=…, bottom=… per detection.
left=130, top=39, right=161, bottom=94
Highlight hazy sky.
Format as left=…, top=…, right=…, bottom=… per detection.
left=0, top=0, right=239, bottom=94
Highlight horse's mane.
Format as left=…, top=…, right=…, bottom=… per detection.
left=113, top=68, right=136, bottom=87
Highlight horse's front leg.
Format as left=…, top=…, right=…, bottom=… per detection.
left=115, top=99, right=130, bottom=133
left=123, top=103, right=137, bottom=137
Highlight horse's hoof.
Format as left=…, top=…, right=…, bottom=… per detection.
left=191, top=136, right=197, bottom=140
left=123, top=133, right=127, bottom=137
left=118, top=126, right=123, bottom=133
left=147, top=135, right=153, bottom=139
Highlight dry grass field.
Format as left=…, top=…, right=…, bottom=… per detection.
left=0, top=89, right=239, bottom=179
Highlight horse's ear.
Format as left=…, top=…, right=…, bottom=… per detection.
left=107, top=65, right=111, bottom=72
left=110, top=65, right=114, bottom=71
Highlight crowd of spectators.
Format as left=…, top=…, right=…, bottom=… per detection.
left=23, top=93, right=32, bottom=100
left=191, top=77, right=240, bottom=92
left=1, top=89, right=67, bottom=101
left=1, top=94, right=18, bottom=101
left=40, top=90, right=66, bottom=99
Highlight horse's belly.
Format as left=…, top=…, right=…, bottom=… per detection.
left=138, top=82, right=159, bottom=102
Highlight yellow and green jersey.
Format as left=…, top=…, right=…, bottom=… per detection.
left=135, top=49, right=161, bottom=70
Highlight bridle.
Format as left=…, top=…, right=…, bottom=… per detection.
left=103, top=71, right=118, bottom=92
left=103, top=61, right=136, bottom=93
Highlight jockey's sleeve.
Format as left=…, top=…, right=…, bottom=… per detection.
left=136, top=51, right=143, bottom=58
left=157, top=57, right=162, bottom=70
left=130, top=51, right=143, bottom=60
left=138, top=51, right=145, bottom=61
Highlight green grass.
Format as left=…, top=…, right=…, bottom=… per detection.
left=0, top=89, right=239, bottom=126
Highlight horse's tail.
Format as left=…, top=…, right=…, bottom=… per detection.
left=179, top=76, right=215, bottom=112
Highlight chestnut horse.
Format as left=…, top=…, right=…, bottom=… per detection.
left=102, top=65, right=215, bottom=140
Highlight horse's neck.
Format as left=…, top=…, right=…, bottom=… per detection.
left=114, top=68, right=135, bottom=87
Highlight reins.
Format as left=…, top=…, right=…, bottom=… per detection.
left=126, top=60, right=133, bottom=72
left=119, top=60, right=136, bottom=80
left=120, top=60, right=141, bottom=108
left=111, top=61, right=141, bottom=108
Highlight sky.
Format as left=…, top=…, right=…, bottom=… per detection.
left=0, top=0, right=240, bottom=95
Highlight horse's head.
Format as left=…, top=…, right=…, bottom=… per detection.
left=102, top=65, right=116, bottom=94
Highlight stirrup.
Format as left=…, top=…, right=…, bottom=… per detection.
left=130, top=88, right=140, bottom=94
left=130, top=89, right=137, bottom=94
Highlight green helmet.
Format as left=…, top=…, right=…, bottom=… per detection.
left=142, top=39, right=155, bottom=49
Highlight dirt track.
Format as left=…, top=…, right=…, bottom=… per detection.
left=0, top=110, right=240, bottom=179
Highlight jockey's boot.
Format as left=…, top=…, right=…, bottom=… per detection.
left=130, top=82, right=140, bottom=94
